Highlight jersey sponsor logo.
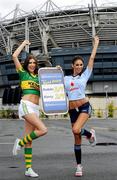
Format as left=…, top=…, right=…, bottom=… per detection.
left=21, top=80, right=39, bottom=90
left=70, top=87, right=79, bottom=91
left=70, top=81, right=79, bottom=91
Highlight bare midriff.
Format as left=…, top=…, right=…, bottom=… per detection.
left=22, top=94, right=39, bottom=105
left=69, top=97, right=89, bottom=110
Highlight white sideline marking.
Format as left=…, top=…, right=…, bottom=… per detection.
left=0, top=142, right=13, bottom=144
left=92, top=126, right=109, bottom=130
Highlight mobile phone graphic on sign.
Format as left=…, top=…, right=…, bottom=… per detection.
left=38, top=67, right=68, bottom=115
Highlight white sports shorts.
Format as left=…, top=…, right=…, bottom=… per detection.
left=18, top=99, right=39, bottom=120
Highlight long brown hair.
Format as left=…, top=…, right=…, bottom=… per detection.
left=71, top=56, right=84, bottom=76
left=23, top=54, right=38, bottom=74
left=72, top=56, right=84, bottom=65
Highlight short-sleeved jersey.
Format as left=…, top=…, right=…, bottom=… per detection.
left=17, top=67, right=40, bottom=96
left=64, top=67, right=92, bottom=100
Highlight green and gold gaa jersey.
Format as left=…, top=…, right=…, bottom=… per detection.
left=17, top=67, right=40, bottom=96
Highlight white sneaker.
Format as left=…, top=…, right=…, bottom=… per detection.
left=75, top=164, right=83, bottom=177
left=25, top=168, right=39, bottom=178
left=12, top=138, right=21, bottom=156
left=89, top=129, right=97, bottom=147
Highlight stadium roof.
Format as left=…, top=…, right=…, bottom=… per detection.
left=1, top=0, right=117, bottom=58
left=1, top=0, right=117, bottom=22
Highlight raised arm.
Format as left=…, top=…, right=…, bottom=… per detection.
left=12, top=40, right=31, bottom=69
left=87, top=36, right=99, bottom=69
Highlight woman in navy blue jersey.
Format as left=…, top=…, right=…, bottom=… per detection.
left=64, top=36, right=99, bottom=177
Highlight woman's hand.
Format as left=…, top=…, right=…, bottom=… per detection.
left=56, top=65, right=62, bottom=69
left=22, top=40, right=31, bottom=46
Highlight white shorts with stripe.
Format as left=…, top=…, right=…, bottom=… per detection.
left=18, top=99, right=39, bottom=120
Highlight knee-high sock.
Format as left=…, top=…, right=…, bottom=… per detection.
left=74, top=144, right=81, bottom=165
left=19, top=131, right=38, bottom=147
left=24, top=148, right=32, bottom=169
left=81, top=128, right=92, bottom=138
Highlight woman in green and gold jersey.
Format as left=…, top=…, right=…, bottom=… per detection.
left=12, top=40, right=48, bottom=177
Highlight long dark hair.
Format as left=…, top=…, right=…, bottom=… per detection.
left=23, top=54, right=38, bottom=74
left=72, top=55, right=84, bottom=65
left=72, top=56, right=84, bottom=76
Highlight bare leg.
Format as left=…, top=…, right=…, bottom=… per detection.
left=72, top=113, right=89, bottom=135
left=24, top=113, right=47, bottom=137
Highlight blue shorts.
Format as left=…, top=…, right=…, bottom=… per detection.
left=68, top=102, right=92, bottom=123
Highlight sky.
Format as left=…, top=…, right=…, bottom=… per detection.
left=0, top=0, right=117, bottom=19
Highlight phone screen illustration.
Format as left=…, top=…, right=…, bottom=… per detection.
left=38, top=68, right=68, bottom=115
